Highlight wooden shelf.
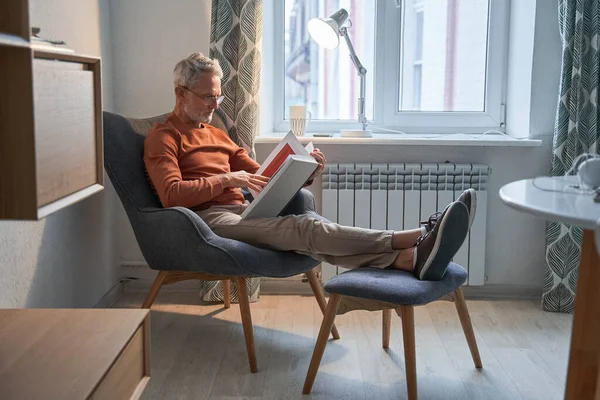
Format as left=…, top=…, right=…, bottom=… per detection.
left=0, top=0, right=30, bottom=40
left=0, top=6, right=104, bottom=220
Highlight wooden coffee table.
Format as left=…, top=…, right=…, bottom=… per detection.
left=500, top=176, right=600, bottom=399
left=0, top=308, right=150, bottom=400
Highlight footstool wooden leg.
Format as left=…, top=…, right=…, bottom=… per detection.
left=306, top=268, right=340, bottom=339
left=383, top=309, right=392, bottom=349
left=303, top=293, right=342, bottom=395
left=400, top=306, right=417, bottom=400
left=454, top=287, right=482, bottom=368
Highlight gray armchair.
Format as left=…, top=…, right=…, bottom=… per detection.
left=103, top=111, right=339, bottom=373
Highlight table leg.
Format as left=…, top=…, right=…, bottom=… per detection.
left=565, top=229, right=600, bottom=399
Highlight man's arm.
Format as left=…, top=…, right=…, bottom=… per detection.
left=228, top=145, right=325, bottom=188
left=144, top=129, right=228, bottom=208
left=230, top=147, right=260, bottom=174
left=228, top=146, right=318, bottom=188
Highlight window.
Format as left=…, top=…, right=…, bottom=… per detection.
left=411, top=8, right=424, bottom=110
left=270, top=0, right=509, bottom=133
left=399, top=0, right=489, bottom=112
left=283, top=0, right=375, bottom=121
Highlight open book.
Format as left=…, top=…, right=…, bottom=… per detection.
left=241, top=132, right=317, bottom=220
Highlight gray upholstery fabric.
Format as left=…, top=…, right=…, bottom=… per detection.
left=103, top=111, right=321, bottom=278
left=324, top=263, right=467, bottom=306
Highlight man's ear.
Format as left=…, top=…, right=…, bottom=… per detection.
left=174, top=86, right=185, bottom=100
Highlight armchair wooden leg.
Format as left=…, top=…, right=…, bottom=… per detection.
left=223, top=279, right=231, bottom=309
left=235, top=277, right=257, bottom=373
left=141, top=271, right=168, bottom=309
left=303, top=293, right=342, bottom=395
left=400, top=306, right=417, bottom=400
left=383, top=309, right=392, bottom=349
left=305, top=268, right=340, bottom=340
left=454, top=287, right=482, bottom=368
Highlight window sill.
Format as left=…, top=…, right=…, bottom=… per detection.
left=255, top=132, right=543, bottom=147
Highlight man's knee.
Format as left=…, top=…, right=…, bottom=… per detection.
left=283, top=214, right=322, bottom=230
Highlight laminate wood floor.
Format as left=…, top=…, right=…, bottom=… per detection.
left=114, top=292, right=573, bottom=400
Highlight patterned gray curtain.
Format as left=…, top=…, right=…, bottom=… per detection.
left=210, top=0, right=262, bottom=159
left=200, top=0, right=263, bottom=303
left=543, top=0, right=600, bottom=312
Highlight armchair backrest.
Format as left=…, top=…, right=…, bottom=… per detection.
left=103, top=109, right=232, bottom=212
left=103, top=112, right=166, bottom=210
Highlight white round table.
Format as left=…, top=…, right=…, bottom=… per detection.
left=499, top=177, right=600, bottom=400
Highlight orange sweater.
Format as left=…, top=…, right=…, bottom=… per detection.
left=144, top=113, right=260, bottom=209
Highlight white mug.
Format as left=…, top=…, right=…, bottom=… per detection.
left=289, top=105, right=312, bottom=136
left=578, top=158, right=600, bottom=190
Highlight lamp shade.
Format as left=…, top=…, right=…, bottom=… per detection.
left=308, top=8, right=349, bottom=49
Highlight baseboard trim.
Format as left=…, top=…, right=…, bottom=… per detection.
left=261, top=281, right=541, bottom=300
left=461, top=284, right=542, bottom=300
left=260, top=279, right=314, bottom=295
left=121, top=262, right=201, bottom=292
left=94, top=281, right=123, bottom=308
left=119, top=263, right=541, bottom=300
left=119, top=263, right=305, bottom=293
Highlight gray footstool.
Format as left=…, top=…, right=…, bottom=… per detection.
left=303, top=263, right=482, bottom=399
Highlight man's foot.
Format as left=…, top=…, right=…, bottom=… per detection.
left=414, top=201, right=469, bottom=281
left=420, top=188, right=477, bottom=232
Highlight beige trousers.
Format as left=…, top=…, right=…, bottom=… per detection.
left=196, top=204, right=401, bottom=269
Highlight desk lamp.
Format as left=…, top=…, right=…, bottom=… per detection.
left=308, top=8, right=372, bottom=138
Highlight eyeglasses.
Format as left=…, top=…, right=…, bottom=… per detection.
left=182, top=86, right=225, bottom=105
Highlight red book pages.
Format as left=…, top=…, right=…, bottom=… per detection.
left=261, top=144, right=295, bottom=178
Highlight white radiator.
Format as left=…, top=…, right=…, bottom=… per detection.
left=321, top=163, right=489, bottom=285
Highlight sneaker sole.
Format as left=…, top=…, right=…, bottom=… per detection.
left=419, top=202, right=469, bottom=281
left=462, top=188, right=477, bottom=230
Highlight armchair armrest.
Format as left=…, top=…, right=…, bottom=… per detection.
left=134, top=206, right=318, bottom=277
left=134, top=206, right=247, bottom=275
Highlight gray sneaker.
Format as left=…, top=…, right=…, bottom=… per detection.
left=421, top=189, right=477, bottom=232
left=457, top=188, right=477, bottom=230
left=420, top=211, right=442, bottom=233
left=414, top=201, right=469, bottom=281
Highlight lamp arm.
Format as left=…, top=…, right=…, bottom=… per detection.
left=340, top=27, right=368, bottom=130
left=340, top=27, right=366, bottom=75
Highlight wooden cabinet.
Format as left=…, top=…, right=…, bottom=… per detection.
left=0, top=309, right=151, bottom=400
left=0, top=2, right=103, bottom=220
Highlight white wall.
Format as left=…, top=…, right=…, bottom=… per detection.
left=109, top=0, right=212, bottom=263
left=506, top=0, right=562, bottom=138
left=0, top=0, right=118, bottom=308
left=529, top=0, right=563, bottom=137
left=110, top=0, right=212, bottom=118
left=505, top=0, right=535, bottom=138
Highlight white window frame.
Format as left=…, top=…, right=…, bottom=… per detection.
left=269, top=0, right=510, bottom=134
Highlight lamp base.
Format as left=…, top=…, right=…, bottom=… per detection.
left=340, top=129, right=372, bottom=138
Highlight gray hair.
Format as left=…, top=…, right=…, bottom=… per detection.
left=173, top=53, right=223, bottom=88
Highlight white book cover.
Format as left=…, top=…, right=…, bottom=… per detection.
left=241, top=133, right=317, bottom=219
left=241, top=155, right=318, bottom=220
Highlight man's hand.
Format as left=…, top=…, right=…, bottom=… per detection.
left=225, top=171, right=270, bottom=192
left=309, top=148, right=326, bottom=180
